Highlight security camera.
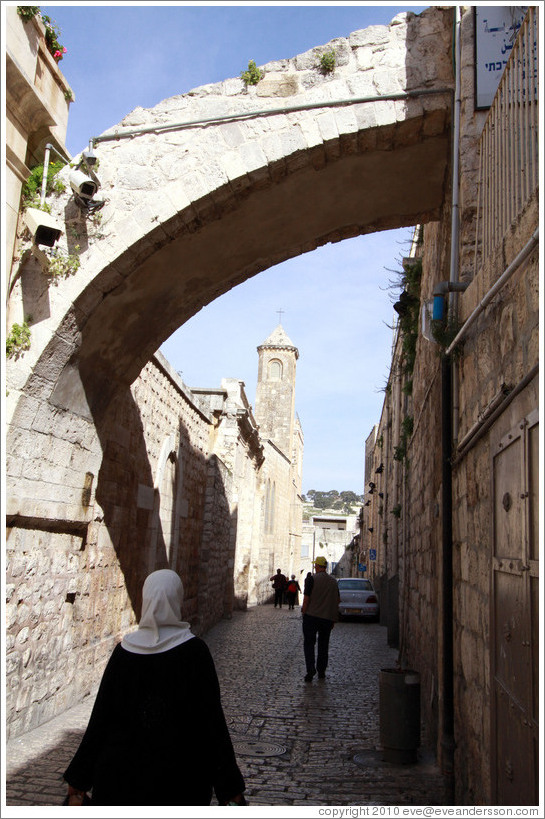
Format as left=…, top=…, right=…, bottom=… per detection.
left=70, top=169, right=99, bottom=201
left=23, top=207, right=63, bottom=247
left=82, top=147, right=97, bottom=166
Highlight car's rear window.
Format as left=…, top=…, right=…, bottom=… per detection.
left=338, top=579, right=373, bottom=591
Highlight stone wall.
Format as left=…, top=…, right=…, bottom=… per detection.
left=449, top=192, right=539, bottom=804
left=367, top=8, right=539, bottom=804
left=5, top=353, right=217, bottom=737
left=5, top=336, right=304, bottom=738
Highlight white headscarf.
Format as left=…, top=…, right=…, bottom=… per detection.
left=121, top=569, right=194, bottom=654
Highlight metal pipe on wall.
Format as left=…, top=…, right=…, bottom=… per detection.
left=440, top=3, right=461, bottom=786
left=445, top=228, right=539, bottom=356
left=39, top=143, right=71, bottom=208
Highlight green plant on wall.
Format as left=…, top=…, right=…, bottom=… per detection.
left=21, top=160, right=66, bottom=211
left=240, top=60, right=264, bottom=86
left=431, top=315, right=463, bottom=357
left=6, top=320, right=32, bottom=359
left=391, top=504, right=402, bottom=519
left=17, top=8, right=67, bottom=61
left=393, top=442, right=406, bottom=463
left=401, top=414, right=414, bottom=440
left=319, top=48, right=336, bottom=74
left=391, top=257, right=422, bottom=463
left=397, top=257, right=422, bottom=377
left=41, top=13, right=67, bottom=61
left=393, top=416, right=414, bottom=465
left=47, top=247, right=81, bottom=279
left=17, top=6, right=40, bottom=22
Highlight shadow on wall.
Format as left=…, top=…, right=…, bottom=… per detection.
left=195, top=453, right=239, bottom=633
left=93, top=384, right=238, bottom=630
left=94, top=384, right=166, bottom=620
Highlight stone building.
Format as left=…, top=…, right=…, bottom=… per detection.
left=5, top=5, right=72, bottom=305
left=301, top=514, right=360, bottom=579
left=254, top=324, right=304, bottom=587
left=361, top=8, right=539, bottom=806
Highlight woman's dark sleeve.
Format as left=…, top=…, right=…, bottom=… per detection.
left=196, top=642, right=245, bottom=804
left=63, top=645, right=123, bottom=792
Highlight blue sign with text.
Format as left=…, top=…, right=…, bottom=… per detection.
left=369, top=549, right=377, bottom=561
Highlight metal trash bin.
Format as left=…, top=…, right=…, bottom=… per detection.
left=379, top=667, right=421, bottom=763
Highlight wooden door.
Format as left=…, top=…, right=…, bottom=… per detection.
left=491, top=409, right=539, bottom=805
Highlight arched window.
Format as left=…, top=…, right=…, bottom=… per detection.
left=268, top=359, right=282, bottom=380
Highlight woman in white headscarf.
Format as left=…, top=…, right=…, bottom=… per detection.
left=63, top=570, right=246, bottom=806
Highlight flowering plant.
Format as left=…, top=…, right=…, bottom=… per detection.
left=41, top=13, right=67, bottom=61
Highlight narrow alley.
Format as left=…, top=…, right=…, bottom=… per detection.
left=5, top=603, right=450, bottom=809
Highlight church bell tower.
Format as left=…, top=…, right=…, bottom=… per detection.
left=254, top=323, right=299, bottom=458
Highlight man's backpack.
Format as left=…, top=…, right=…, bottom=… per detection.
left=288, top=581, right=297, bottom=594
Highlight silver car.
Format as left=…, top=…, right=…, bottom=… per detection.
left=337, top=578, right=379, bottom=620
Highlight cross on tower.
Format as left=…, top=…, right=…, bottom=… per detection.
left=277, top=308, right=284, bottom=325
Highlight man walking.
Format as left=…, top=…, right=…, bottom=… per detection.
left=301, top=556, right=340, bottom=682
left=270, top=568, right=288, bottom=608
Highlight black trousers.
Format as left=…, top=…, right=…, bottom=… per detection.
left=274, top=588, right=284, bottom=607
left=302, top=613, right=334, bottom=674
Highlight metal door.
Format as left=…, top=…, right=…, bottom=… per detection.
left=491, top=409, right=539, bottom=805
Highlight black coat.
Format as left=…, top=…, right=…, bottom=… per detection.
left=64, top=637, right=244, bottom=806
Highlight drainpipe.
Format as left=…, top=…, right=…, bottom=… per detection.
left=440, top=4, right=461, bottom=788
left=391, top=371, right=402, bottom=578
left=449, top=4, right=462, bottom=446
left=89, top=87, right=453, bottom=146
left=441, top=351, right=455, bottom=781
left=39, top=143, right=71, bottom=208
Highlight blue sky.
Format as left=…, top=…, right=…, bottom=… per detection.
left=38, top=2, right=427, bottom=494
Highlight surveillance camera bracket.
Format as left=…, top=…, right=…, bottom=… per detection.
left=73, top=194, right=106, bottom=213
left=31, top=245, right=52, bottom=274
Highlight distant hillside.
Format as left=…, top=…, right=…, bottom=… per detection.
left=302, top=489, right=363, bottom=518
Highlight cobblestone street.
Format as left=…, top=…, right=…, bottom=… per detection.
left=5, top=603, right=451, bottom=810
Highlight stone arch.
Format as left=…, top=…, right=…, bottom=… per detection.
left=6, top=4, right=454, bottom=567
left=5, top=7, right=459, bottom=738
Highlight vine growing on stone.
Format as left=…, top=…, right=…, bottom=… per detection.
left=21, top=160, right=66, bottom=211
left=6, top=320, right=31, bottom=359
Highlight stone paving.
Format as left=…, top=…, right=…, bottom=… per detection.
left=5, top=603, right=451, bottom=809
